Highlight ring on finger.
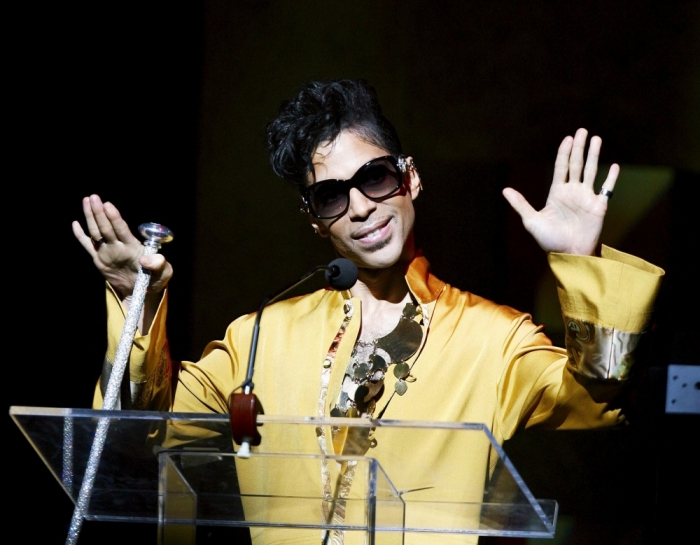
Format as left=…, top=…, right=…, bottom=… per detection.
left=599, top=188, right=614, bottom=199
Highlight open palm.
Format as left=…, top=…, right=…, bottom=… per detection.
left=72, top=195, right=172, bottom=298
left=503, top=128, right=618, bottom=256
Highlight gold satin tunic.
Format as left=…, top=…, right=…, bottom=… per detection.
left=94, top=246, right=664, bottom=544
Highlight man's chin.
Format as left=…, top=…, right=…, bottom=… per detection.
left=363, top=237, right=392, bottom=254
left=350, top=241, right=407, bottom=271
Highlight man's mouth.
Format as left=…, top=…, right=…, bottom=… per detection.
left=352, top=217, right=392, bottom=244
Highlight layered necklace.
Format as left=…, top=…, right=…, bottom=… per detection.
left=331, top=300, right=424, bottom=421
left=318, top=298, right=425, bottom=544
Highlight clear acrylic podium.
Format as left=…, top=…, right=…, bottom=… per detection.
left=10, top=406, right=557, bottom=543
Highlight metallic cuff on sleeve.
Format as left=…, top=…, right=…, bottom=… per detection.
left=564, top=318, right=643, bottom=381
left=99, top=356, right=148, bottom=410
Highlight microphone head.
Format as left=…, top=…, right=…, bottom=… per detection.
left=325, top=258, right=358, bottom=290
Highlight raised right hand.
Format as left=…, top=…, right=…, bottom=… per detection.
left=502, top=128, right=618, bottom=256
left=72, top=195, right=173, bottom=300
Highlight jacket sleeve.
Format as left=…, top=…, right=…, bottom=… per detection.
left=550, top=245, right=664, bottom=381
left=171, top=319, right=247, bottom=414
left=92, top=283, right=172, bottom=411
left=495, top=246, right=664, bottom=438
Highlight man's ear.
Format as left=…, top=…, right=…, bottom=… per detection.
left=308, top=214, right=329, bottom=237
left=405, top=156, right=422, bottom=201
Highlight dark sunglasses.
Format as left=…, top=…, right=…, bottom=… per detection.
left=302, top=155, right=407, bottom=219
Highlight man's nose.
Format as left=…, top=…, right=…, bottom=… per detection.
left=347, top=187, right=377, bottom=219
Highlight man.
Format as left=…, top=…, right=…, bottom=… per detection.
left=73, top=79, right=663, bottom=544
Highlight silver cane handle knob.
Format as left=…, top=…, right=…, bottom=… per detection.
left=138, top=222, right=174, bottom=250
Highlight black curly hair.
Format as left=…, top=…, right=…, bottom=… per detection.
left=265, top=79, right=403, bottom=190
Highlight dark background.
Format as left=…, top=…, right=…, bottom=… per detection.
left=7, top=1, right=698, bottom=543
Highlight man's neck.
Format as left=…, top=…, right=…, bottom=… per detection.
left=350, top=258, right=414, bottom=340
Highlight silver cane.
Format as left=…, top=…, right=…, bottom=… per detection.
left=66, top=223, right=173, bottom=545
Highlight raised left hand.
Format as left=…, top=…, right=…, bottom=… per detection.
left=502, top=128, right=618, bottom=256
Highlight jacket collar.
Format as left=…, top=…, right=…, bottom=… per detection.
left=335, top=251, right=445, bottom=306
left=404, top=251, right=446, bottom=304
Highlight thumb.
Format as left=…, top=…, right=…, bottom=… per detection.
left=502, top=187, right=536, bottom=222
left=140, top=253, right=166, bottom=272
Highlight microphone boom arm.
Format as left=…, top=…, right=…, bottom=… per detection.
left=241, top=264, right=328, bottom=392
left=230, top=258, right=357, bottom=457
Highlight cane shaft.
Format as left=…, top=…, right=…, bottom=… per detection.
left=66, top=223, right=171, bottom=545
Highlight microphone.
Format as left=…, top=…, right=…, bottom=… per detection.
left=230, top=258, right=358, bottom=456
left=325, top=257, right=358, bottom=290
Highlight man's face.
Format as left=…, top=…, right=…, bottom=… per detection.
left=308, top=131, right=421, bottom=270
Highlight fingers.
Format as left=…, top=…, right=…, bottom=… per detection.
left=82, top=195, right=104, bottom=243
left=599, top=163, right=620, bottom=195
left=82, top=194, right=119, bottom=245
left=139, top=253, right=166, bottom=272
left=91, top=195, right=120, bottom=243
left=72, top=220, right=97, bottom=256
left=103, top=201, right=138, bottom=244
left=567, top=128, right=588, bottom=183
left=582, top=136, right=602, bottom=187
left=502, top=187, right=536, bottom=222
left=140, top=253, right=174, bottom=293
left=80, top=195, right=137, bottom=247
left=552, top=136, right=573, bottom=185
left=553, top=129, right=607, bottom=188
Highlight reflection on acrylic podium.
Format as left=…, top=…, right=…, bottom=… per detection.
left=10, top=407, right=556, bottom=544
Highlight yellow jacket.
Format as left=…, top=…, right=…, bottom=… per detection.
left=94, top=246, right=663, bottom=544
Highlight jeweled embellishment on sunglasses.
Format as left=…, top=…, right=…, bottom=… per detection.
left=397, top=155, right=407, bottom=173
